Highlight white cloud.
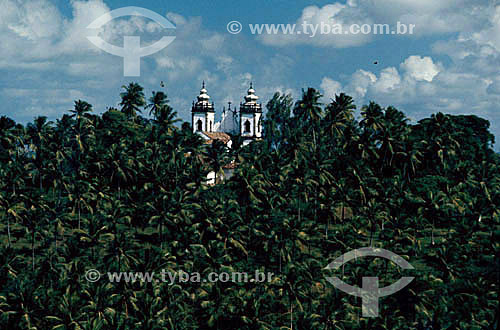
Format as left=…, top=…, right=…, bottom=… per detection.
left=259, top=3, right=373, bottom=48
left=400, top=55, right=440, bottom=82
left=360, top=0, right=455, bottom=15
left=320, top=77, right=343, bottom=100
left=1, top=87, right=88, bottom=120
left=201, top=34, right=225, bottom=52
left=2, top=0, right=62, bottom=40
left=373, top=67, right=401, bottom=93
left=152, top=15, right=225, bottom=82
left=359, top=0, right=480, bottom=35
left=259, top=0, right=495, bottom=48
left=57, top=0, right=111, bottom=54
left=487, top=78, right=500, bottom=95
left=0, top=0, right=173, bottom=71
left=471, top=6, right=500, bottom=52
left=166, top=12, right=187, bottom=26
left=346, top=69, right=377, bottom=99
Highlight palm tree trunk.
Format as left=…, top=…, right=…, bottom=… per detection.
left=31, top=229, right=35, bottom=272
left=279, top=230, right=282, bottom=273
left=431, top=218, right=435, bottom=245
left=160, top=219, right=163, bottom=249
left=7, top=215, right=12, bottom=248
left=369, top=220, right=374, bottom=246
left=54, top=219, right=58, bottom=251
left=326, top=214, right=329, bottom=239
left=55, top=187, right=61, bottom=252
left=78, top=202, right=81, bottom=230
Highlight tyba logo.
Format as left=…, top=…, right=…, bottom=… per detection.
left=87, top=7, right=176, bottom=77
left=325, top=247, right=414, bottom=317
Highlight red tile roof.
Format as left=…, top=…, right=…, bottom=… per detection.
left=223, top=162, right=238, bottom=169
left=203, top=131, right=231, bottom=144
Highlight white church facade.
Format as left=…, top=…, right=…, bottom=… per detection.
left=190, top=82, right=263, bottom=184
left=191, top=82, right=263, bottom=147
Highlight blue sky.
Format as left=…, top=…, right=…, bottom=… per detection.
left=1, top=0, right=499, bottom=148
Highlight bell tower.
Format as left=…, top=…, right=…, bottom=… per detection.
left=191, top=81, right=215, bottom=133
left=239, top=82, right=262, bottom=145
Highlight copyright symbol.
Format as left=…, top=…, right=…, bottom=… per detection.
left=85, top=269, right=101, bottom=282
left=227, top=21, right=242, bottom=34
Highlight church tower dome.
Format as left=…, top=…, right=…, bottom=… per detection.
left=239, top=82, right=263, bottom=145
left=244, top=83, right=260, bottom=103
left=194, top=81, right=214, bottom=110
left=191, top=81, right=215, bottom=133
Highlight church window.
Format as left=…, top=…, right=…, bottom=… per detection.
left=244, top=120, right=251, bottom=133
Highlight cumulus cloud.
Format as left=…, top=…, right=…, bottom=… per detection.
left=3, top=0, right=62, bottom=40
left=359, top=0, right=488, bottom=35
left=0, top=0, right=173, bottom=71
left=57, top=0, right=112, bottom=54
left=320, top=77, right=343, bottom=100
left=427, top=1, right=500, bottom=127
left=317, top=3, right=499, bottom=142
left=487, top=77, right=500, bottom=95
left=259, top=0, right=494, bottom=48
left=400, top=56, right=440, bottom=82
left=259, top=3, right=373, bottom=48
left=373, top=67, right=401, bottom=92
left=346, top=69, right=377, bottom=99
left=0, top=87, right=88, bottom=120
left=471, top=5, right=500, bottom=52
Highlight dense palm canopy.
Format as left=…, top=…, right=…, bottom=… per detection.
left=0, top=84, right=498, bottom=329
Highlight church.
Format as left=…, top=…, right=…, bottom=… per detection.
left=191, top=81, right=263, bottom=147
left=190, top=81, right=263, bottom=184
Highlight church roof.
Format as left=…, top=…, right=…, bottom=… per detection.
left=202, top=131, right=231, bottom=144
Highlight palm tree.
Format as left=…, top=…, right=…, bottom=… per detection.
left=26, top=116, right=53, bottom=191
left=0, top=116, right=16, bottom=163
left=70, top=100, right=92, bottom=121
left=293, top=88, right=323, bottom=147
left=360, top=101, right=384, bottom=135
left=203, top=139, right=229, bottom=184
left=294, top=88, right=323, bottom=124
left=146, top=91, right=168, bottom=119
left=120, top=82, right=146, bottom=120
left=263, top=92, right=293, bottom=150
left=0, top=175, right=13, bottom=247
left=323, top=93, right=356, bottom=139
left=103, top=142, right=136, bottom=198
left=371, top=106, right=409, bottom=174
